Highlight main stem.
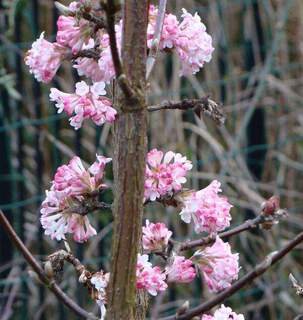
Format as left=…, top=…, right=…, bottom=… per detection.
left=107, top=1, right=149, bottom=319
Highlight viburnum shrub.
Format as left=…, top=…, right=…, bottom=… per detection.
left=0, top=1, right=293, bottom=320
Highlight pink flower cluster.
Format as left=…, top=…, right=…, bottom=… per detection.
left=178, top=180, right=232, bottom=234
left=201, top=304, right=245, bottom=320
left=25, top=32, right=68, bottom=83
left=174, top=9, right=214, bottom=75
left=25, top=5, right=214, bottom=84
left=166, top=256, right=196, bottom=283
left=142, top=220, right=172, bottom=253
left=40, top=155, right=111, bottom=242
left=148, top=6, right=214, bottom=75
left=145, top=149, right=192, bottom=201
left=50, top=81, right=116, bottom=129
left=194, top=237, right=239, bottom=292
left=56, top=16, right=91, bottom=54
left=136, top=254, right=167, bottom=296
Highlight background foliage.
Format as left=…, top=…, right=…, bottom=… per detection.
left=0, top=0, right=302, bottom=319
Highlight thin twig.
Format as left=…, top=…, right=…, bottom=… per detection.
left=104, top=0, right=134, bottom=98
left=147, top=97, right=225, bottom=125
left=0, top=210, right=97, bottom=320
left=54, top=1, right=107, bottom=29
left=178, top=215, right=265, bottom=252
left=146, top=0, right=167, bottom=79
left=161, top=231, right=303, bottom=320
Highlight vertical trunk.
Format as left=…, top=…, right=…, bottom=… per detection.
left=107, top=1, right=149, bottom=319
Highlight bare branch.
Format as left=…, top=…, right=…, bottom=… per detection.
left=161, top=231, right=303, bottom=320
left=146, top=0, right=167, bottom=79
left=0, top=210, right=97, bottom=320
left=71, top=49, right=101, bottom=60
left=177, top=215, right=263, bottom=252
left=104, top=1, right=134, bottom=99
left=147, top=97, right=226, bottom=125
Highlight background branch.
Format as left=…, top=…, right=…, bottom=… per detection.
left=0, top=210, right=97, bottom=320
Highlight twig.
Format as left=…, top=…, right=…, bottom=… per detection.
left=289, top=273, right=303, bottom=297
left=161, top=231, right=303, bottom=320
left=147, top=97, right=225, bottom=125
left=0, top=210, right=97, bottom=320
left=104, top=0, right=134, bottom=99
left=146, top=0, right=167, bottom=79
left=178, top=215, right=265, bottom=252
left=71, top=49, right=101, bottom=60
left=66, top=200, right=112, bottom=216
left=54, top=1, right=107, bottom=29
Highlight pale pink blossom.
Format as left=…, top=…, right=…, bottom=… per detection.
left=56, top=16, right=91, bottom=54
left=91, top=271, right=110, bottom=320
left=98, top=22, right=122, bottom=83
left=178, top=180, right=232, bottom=234
left=25, top=32, right=68, bottom=83
left=50, top=81, right=116, bottom=129
left=174, top=9, right=214, bottom=75
left=147, top=5, right=180, bottom=50
left=201, top=304, right=245, bottom=320
left=194, top=237, right=240, bottom=292
left=74, top=57, right=105, bottom=82
left=40, top=155, right=111, bottom=242
left=136, top=254, right=167, bottom=296
left=145, top=149, right=192, bottom=201
left=166, top=256, right=196, bottom=283
left=142, top=220, right=172, bottom=252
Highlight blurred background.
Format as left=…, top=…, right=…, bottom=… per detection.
left=0, top=0, right=303, bottom=319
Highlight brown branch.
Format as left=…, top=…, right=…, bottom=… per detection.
left=104, top=0, right=134, bottom=99
left=71, top=49, right=101, bottom=60
left=0, top=210, right=97, bottom=320
left=178, top=214, right=265, bottom=252
left=147, top=97, right=226, bottom=125
left=82, top=11, right=107, bottom=29
left=66, top=200, right=112, bottom=216
left=161, top=231, right=303, bottom=320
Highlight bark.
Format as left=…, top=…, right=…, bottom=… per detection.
left=107, top=1, right=149, bottom=319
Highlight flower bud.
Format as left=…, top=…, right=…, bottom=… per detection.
left=44, top=261, right=54, bottom=279
left=261, top=196, right=280, bottom=215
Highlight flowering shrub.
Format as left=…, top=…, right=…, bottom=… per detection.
left=21, top=1, right=288, bottom=319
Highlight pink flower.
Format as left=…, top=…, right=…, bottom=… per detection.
left=194, top=237, right=240, bottom=292
left=89, top=155, right=112, bottom=184
left=25, top=32, right=68, bottom=83
left=56, top=16, right=91, bottom=54
left=74, top=57, right=105, bottom=82
left=166, top=256, right=196, bottom=283
left=50, top=81, right=117, bottom=129
left=147, top=5, right=179, bottom=50
left=40, top=155, right=111, bottom=242
left=174, top=9, right=214, bottom=75
left=136, top=254, right=167, bottom=296
left=178, top=180, right=232, bottom=234
left=201, top=304, right=245, bottom=320
left=142, top=220, right=172, bottom=252
left=145, top=149, right=192, bottom=201
left=98, top=22, right=122, bottom=83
